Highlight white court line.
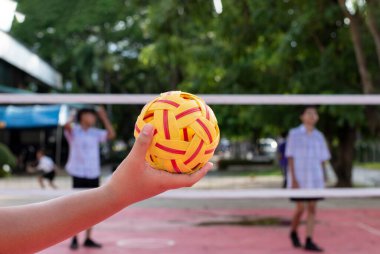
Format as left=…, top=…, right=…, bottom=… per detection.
left=357, top=222, right=380, bottom=237
left=1, top=188, right=380, bottom=199
left=157, top=188, right=380, bottom=199
left=1, top=94, right=380, bottom=105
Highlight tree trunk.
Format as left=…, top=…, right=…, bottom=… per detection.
left=336, top=0, right=376, bottom=187
left=365, top=0, right=380, bottom=67
left=169, top=65, right=183, bottom=90
left=364, top=106, right=380, bottom=133
left=338, top=0, right=374, bottom=94
left=333, top=123, right=357, bottom=187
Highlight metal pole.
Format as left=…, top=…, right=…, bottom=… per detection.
left=55, top=125, right=62, bottom=166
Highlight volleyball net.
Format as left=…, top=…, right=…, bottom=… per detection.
left=1, top=188, right=380, bottom=199
left=1, top=93, right=380, bottom=105
left=1, top=93, right=380, bottom=201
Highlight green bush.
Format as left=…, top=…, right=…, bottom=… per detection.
left=0, top=143, right=16, bottom=178
left=218, top=159, right=272, bottom=171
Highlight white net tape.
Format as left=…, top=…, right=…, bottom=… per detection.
left=1, top=93, right=380, bottom=200
left=0, top=93, right=380, bottom=104
left=1, top=188, right=380, bottom=199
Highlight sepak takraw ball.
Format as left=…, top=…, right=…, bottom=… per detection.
left=134, top=91, right=220, bottom=174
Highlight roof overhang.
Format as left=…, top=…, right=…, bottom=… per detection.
left=0, top=30, right=62, bottom=89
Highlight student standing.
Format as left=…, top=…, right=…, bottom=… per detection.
left=286, top=106, right=331, bottom=252
left=64, top=106, right=115, bottom=250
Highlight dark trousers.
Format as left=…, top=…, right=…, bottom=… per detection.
left=72, top=176, right=100, bottom=189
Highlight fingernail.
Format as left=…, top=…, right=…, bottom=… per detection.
left=142, top=124, right=154, bottom=135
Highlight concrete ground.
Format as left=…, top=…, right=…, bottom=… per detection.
left=35, top=199, right=380, bottom=254
left=2, top=164, right=380, bottom=190
left=1, top=170, right=380, bottom=254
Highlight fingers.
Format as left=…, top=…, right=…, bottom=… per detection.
left=129, top=124, right=154, bottom=161
left=168, top=162, right=213, bottom=188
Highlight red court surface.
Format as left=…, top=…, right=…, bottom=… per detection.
left=39, top=207, right=380, bottom=254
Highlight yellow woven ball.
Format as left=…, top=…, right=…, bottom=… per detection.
left=134, top=91, right=220, bottom=174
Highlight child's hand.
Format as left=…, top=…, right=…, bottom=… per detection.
left=96, top=106, right=108, bottom=120
left=106, top=124, right=212, bottom=206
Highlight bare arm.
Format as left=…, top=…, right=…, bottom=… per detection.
left=63, top=111, right=76, bottom=134
left=0, top=186, right=119, bottom=254
left=0, top=124, right=211, bottom=254
left=97, top=106, right=116, bottom=140
left=64, top=122, right=72, bottom=133
left=288, top=157, right=299, bottom=188
left=322, top=161, right=328, bottom=183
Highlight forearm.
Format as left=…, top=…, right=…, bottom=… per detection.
left=288, top=157, right=296, bottom=181
left=322, top=161, right=328, bottom=181
left=100, top=116, right=116, bottom=140
left=0, top=184, right=125, bottom=254
left=0, top=123, right=210, bottom=254
left=64, top=115, right=75, bottom=132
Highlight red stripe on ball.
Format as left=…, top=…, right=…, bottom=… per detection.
left=171, top=160, right=182, bottom=173
left=156, top=99, right=180, bottom=108
left=143, top=112, right=154, bottom=120
left=205, top=148, right=215, bottom=154
left=175, top=107, right=201, bottom=120
left=135, top=124, right=140, bottom=134
left=183, top=128, right=189, bottom=141
left=196, top=119, right=213, bottom=143
left=155, top=143, right=186, bottom=155
left=163, top=110, right=170, bottom=139
left=184, top=140, right=204, bottom=165
left=205, top=105, right=210, bottom=120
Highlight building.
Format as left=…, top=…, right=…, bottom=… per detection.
left=0, top=30, right=68, bottom=171
left=0, top=30, right=62, bottom=91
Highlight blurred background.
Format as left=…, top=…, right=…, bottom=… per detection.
left=1, top=0, right=380, bottom=188
left=1, top=1, right=380, bottom=253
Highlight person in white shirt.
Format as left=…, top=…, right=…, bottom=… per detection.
left=285, top=105, right=331, bottom=252
left=64, top=106, right=115, bottom=250
left=31, top=148, right=57, bottom=189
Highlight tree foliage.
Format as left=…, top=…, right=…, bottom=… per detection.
left=11, top=0, right=380, bottom=186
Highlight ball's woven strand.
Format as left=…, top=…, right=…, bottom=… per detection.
left=134, top=91, right=220, bottom=174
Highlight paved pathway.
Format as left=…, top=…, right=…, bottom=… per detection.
left=353, top=167, right=380, bottom=187
left=1, top=172, right=380, bottom=254
left=38, top=207, right=380, bottom=254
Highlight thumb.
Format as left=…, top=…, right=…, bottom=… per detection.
left=130, top=124, right=154, bottom=160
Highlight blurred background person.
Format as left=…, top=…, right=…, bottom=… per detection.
left=27, top=148, right=57, bottom=189
left=64, top=106, right=115, bottom=250
left=286, top=106, right=331, bottom=252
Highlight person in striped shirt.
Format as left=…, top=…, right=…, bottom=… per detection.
left=286, top=105, right=331, bottom=252
left=64, top=106, right=115, bottom=250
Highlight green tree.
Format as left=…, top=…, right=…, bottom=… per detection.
left=12, top=0, right=380, bottom=186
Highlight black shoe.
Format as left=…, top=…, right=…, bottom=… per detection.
left=84, top=238, right=102, bottom=248
left=70, top=237, right=79, bottom=250
left=305, top=237, right=323, bottom=252
left=290, top=231, right=302, bottom=248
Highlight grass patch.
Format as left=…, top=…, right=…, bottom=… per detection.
left=250, top=167, right=283, bottom=176
left=197, top=216, right=290, bottom=227
left=355, top=162, right=380, bottom=170
left=211, top=166, right=283, bottom=177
